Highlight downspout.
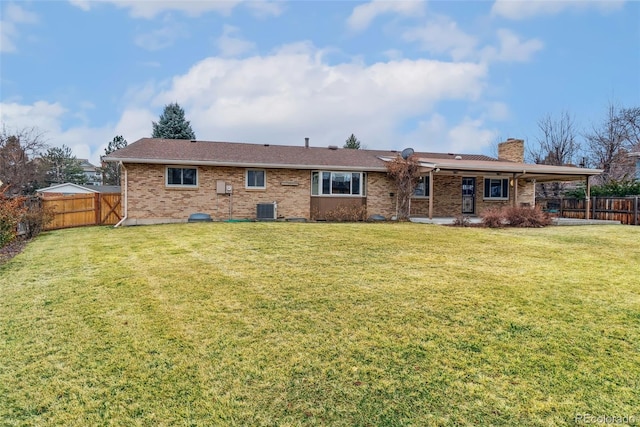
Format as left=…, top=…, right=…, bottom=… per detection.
left=114, top=162, right=128, bottom=227
left=428, top=169, right=434, bottom=220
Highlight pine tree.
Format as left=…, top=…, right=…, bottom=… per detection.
left=343, top=133, right=361, bottom=149
left=152, top=103, right=196, bottom=140
left=101, top=136, right=128, bottom=185
left=41, top=145, right=86, bottom=185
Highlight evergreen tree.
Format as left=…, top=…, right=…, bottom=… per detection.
left=101, top=135, right=128, bottom=185
left=152, top=103, right=196, bottom=140
left=41, top=145, right=86, bottom=185
left=344, top=133, right=361, bottom=149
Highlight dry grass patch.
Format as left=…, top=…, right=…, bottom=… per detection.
left=1, top=223, right=639, bottom=426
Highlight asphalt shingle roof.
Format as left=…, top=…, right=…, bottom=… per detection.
left=104, top=138, right=499, bottom=171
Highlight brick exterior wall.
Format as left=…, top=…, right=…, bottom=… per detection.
left=121, top=164, right=536, bottom=224
left=408, top=174, right=535, bottom=217
left=498, top=139, right=525, bottom=163
left=122, top=164, right=313, bottom=224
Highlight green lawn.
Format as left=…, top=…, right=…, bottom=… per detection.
left=1, top=223, right=639, bottom=426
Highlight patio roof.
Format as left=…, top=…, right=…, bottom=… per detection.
left=378, top=156, right=602, bottom=182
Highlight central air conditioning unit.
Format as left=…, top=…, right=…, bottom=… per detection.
left=256, top=202, right=277, bottom=220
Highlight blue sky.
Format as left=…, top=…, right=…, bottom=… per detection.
left=1, top=0, right=638, bottom=165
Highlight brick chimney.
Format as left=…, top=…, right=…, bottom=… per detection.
left=498, top=138, right=524, bottom=163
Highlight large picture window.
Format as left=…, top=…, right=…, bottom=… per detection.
left=246, top=169, right=266, bottom=189
left=166, top=167, right=197, bottom=187
left=484, top=178, right=509, bottom=200
left=311, top=171, right=366, bottom=196
left=413, top=176, right=430, bottom=197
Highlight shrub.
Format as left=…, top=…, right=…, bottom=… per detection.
left=0, top=189, right=27, bottom=248
left=564, top=179, right=640, bottom=198
left=322, top=205, right=367, bottom=222
left=504, top=206, right=552, bottom=228
left=452, top=214, right=471, bottom=227
left=481, top=207, right=506, bottom=228
left=481, top=205, right=552, bottom=228
left=22, top=199, right=55, bottom=239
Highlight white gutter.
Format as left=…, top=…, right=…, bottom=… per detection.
left=114, top=162, right=128, bottom=227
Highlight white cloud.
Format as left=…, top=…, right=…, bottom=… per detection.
left=147, top=44, right=486, bottom=151
left=68, top=0, right=283, bottom=19
left=0, top=3, right=38, bottom=53
left=484, top=102, right=511, bottom=122
left=447, top=117, right=498, bottom=153
left=244, top=0, right=285, bottom=18
left=398, top=114, right=498, bottom=154
left=480, top=29, right=543, bottom=63
left=0, top=100, right=148, bottom=165
left=402, top=15, right=478, bottom=61
left=0, top=101, right=67, bottom=131
left=347, top=0, right=425, bottom=32
left=134, top=21, right=188, bottom=51
left=491, top=0, right=625, bottom=20
left=0, top=44, right=494, bottom=163
left=114, top=108, right=156, bottom=143
left=216, top=25, right=256, bottom=58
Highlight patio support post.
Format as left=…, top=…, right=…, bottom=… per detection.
left=512, top=173, right=518, bottom=207
left=428, top=169, right=434, bottom=220
left=585, top=175, right=591, bottom=220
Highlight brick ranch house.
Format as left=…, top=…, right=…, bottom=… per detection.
left=103, top=138, right=602, bottom=225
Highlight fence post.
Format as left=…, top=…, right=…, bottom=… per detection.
left=592, top=196, right=597, bottom=220
left=95, top=193, right=101, bottom=226
left=635, top=196, right=639, bottom=226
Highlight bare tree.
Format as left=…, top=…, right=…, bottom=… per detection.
left=385, top=155, right=421, bottom=220
left=585, top=103, right=640, bottom=183
left=527, top=112, right=581, bottom=198
left=0, top=126, right=48, bottom=195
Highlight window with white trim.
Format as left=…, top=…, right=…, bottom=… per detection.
left=483, top=178, right=509, bottom=200
left=166, top=167, right=197, bottom=187
left=311, top=171, right=366, bottom=196
left=246, top=169, right=266, bottom=189
left=413, top=176, right=430, bottom=197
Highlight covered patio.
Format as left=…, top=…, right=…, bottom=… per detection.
left=399, top=154, right=604, bottom=220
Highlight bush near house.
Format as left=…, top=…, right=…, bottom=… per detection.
left=322, top=204, right=367, bottom=222
left=0, top=189, right=27, bottom=247
left=481, top=206, right=551, bottom=228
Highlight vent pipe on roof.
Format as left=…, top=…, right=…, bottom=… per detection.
left=305, top=137, right=309, bottom=148
left=190, top=139, right=197, bottom=143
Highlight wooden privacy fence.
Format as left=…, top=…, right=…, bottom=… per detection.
left=538, top=197, right=640, bottom=225
left=42, top=193, right=122, bottom=230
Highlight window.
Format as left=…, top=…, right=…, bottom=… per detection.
left=413, top=176, right=430, bottom=197
left=311, top=171, right=366, bottom=196
left=484, top=178, right=509, bottom=200
left=166, top=167, right=197, bottom=187
left=246, top=169, right=266, bottom=189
